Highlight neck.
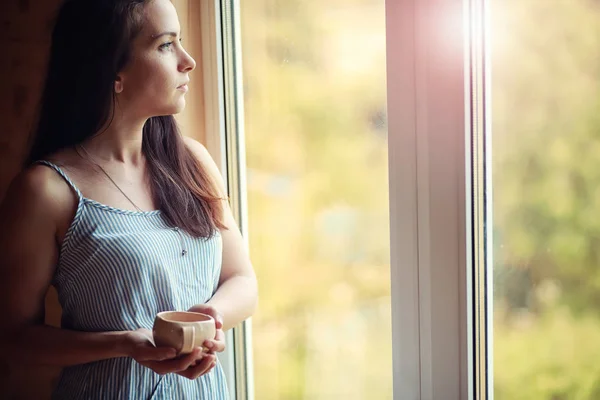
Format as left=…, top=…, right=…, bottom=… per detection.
left=83, top=114, right=148, bottom=165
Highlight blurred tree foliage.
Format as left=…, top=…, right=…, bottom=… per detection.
left=239, top=0, right=600, bottom=398
left=493, top=0, right=600, bottom=398
left=493, top=0, right=600, bottom=314
left=240, top=0, right=391, bottom=399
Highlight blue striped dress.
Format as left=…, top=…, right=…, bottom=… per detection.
left=38, top=161, right=229, bottom=400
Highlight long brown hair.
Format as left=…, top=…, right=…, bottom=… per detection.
left=27, top=0, right=224, bottom=238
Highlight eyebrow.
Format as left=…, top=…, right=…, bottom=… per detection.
left=151, top=31, right=178, bottom=41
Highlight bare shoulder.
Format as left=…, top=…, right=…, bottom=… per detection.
left=182, top=136, right=226, bottom=193
left=6, top=164, right=71, bottom=206
left=5, top=165, right=60, bottom=207
left=0, top=164, right=76, bottom=329
left=182, top=136, right=213, bottom=163
left=1, top=163, right=76, bottom=230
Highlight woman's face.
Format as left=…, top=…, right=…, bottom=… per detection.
left=117, top=0, right=196, bottom=118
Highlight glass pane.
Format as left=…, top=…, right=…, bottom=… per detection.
left=238, top=1, right=391, bottom=399
left=491, top=1, right=600, bottom=398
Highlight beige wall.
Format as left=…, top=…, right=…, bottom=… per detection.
left=173, top=0, right=207, bottom=144
left=0, top=1, right=206, bottom=397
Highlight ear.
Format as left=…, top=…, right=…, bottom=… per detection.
left=114, top=76, right=124, bottom=94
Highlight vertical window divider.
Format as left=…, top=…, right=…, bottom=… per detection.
left=220, top=1, right=254, bottom=400
left=467, top=0, right=491, bottom=398
left=200, top=0, right=253, bottom=398
left=387, top=0, right=472, bottom=398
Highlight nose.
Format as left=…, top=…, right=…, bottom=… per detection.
left=179, top=48, right=196, bottom=73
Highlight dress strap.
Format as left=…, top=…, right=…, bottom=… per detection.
left=36, top=160, right=84, bottom=201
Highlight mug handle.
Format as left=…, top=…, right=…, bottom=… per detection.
left=181, top=325, right=196, bottom=355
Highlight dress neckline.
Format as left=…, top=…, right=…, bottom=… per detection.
left=82, top=197, right=162, bottom=216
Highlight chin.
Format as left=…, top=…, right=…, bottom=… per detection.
left=172, top=99, right=187, bottom=114
left=156, top=103, right=186, bottom=116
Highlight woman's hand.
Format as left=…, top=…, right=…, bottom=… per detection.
left=187, top=303, right=226, bottom=353
left=168, top=303, right=226, bottom=379
left=124, top=329, right=203, bottom=376
left=175, top=349, right=217, bottom=380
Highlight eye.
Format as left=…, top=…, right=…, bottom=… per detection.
left=159, top=41, right=174, bottom=50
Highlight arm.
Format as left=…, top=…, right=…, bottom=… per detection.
left=0, top=167, right=175, bottom=367
left=184, top=137, right=258, bottom=331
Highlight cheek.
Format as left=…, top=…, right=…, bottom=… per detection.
left=122, top=55, right=184, bottom=114
left=127, top=57, right=176, bottom=98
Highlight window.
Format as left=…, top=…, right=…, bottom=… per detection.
left=491, top=1, right=600, bottom=398
left=208, top=0, right=470, bottom=398
left=203, top=0, right=600, bottom=398
left=238, top=1, right=392, bottom=399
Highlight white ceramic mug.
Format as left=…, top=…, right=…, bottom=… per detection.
left=152, top=311, right=216, bottom=355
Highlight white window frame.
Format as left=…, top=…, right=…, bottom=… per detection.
left=198, top=1, right=252, bottom=400
left=387, top=0, right=475, bottom=397
left=200, top=0, right=484, bottom=398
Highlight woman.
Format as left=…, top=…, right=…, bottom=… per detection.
left=0, top=0, right=257, bottom=398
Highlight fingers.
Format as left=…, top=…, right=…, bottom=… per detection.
left=142, top=348, right=202, bottom=375
left=203, top=339, right=225, bottom=353
left=136, top=346, right=178, bottom=362
left=214, top=328, right=225, bottom=343
left=203, top=328, right=225, bottom=353
left=139, top=347, right=218, bottom=379
left=127, top=330, right=176, bottom=361
left=214, top=313, right=224, bottom=330
left=178, top=353, right=217, bottom=380
left=188, top=304, right=223, bottom=330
